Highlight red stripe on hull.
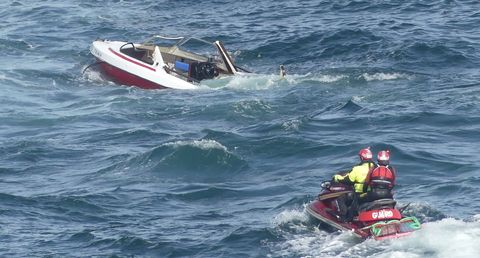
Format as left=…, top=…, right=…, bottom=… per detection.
left=108, top=48, right=156, bottom=72
left=98, top=62, right=166, bottom=90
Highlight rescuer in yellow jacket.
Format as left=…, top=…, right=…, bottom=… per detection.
left=332, top=147, right=375, bottom=221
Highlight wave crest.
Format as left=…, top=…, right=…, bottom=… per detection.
left=163, top=139, right=228, bottom=152
left=129, top=139, right=247, bottom=180
left=362, top=72, right=412, bottom=81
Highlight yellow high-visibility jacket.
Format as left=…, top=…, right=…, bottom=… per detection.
left=333, top=162, right=375, bottom=193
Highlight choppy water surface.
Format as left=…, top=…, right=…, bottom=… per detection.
left=1, top=0, right=480, bottom=257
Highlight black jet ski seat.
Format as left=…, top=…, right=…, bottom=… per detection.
left=358, top=199, right=397, bottom=212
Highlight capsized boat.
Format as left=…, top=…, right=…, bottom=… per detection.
left=88, top=35, right=251, bottom=89
left=306, top=181, right=421, bottom=240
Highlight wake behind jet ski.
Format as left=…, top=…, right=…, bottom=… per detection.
left=306, top=148, right=421, bottom=240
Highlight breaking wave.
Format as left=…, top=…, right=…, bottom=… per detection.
left=94, top=139, right=247, bottom=182
left=361, top=72, right=413, bottom=81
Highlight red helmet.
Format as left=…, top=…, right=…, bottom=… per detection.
left=358, top=148, right=373, bottom=161
left=377, top=150, right=390, bottom=165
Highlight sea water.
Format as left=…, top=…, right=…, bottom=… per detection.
left=1, top=0, right=479, bottom=257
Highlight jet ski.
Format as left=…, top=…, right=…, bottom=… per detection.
left=306, top=181, right=421, bottom=240
left=88, top=35, right=251, bottom=90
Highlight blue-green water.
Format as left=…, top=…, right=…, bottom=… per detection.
left=1, top=0, right=480, bottom=257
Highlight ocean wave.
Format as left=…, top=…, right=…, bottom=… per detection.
left=400, top=202, right=447, bottom=223
left=312, top=99, right=365, bottom=122
left=82, top=68, right=111, bottom=85
left=203, top=72, right=351, bottom=90
left=37, top=195, right=111, bottom=216
left=362, top=72, right=413, bottom=81
left=108, top=236, right=154, bottom=252
left=166, top=185, right=240, bottom=201
left=202, top=73, right=289, bottom=90
left=374, top=217, right=480, bottom=258
left=276, top=72, right=350, bottom=85
left=268, top=206, right=355, bottom=257
left=221, top=226, right=275, bottom=246
left=390, top=41, right=472, bottom=68
left=163, top=139, right=228, bottom=151
left=84, top=235, right=174, bottom=257
left=291, top=70, right=413, bottom=86
left=0, top=38, right=35, bottom=54
left=309, top=74, right=348, bottom=83
left=233, top=99, right=273, bottom=118
left=96, top=139, right=248, bottom=181
left=202, top=69, right=416, bottom=92
left=68, top=229, right=95, bottom=242
left=0, top=192, right=36, bottom=206
left=281, top=118, right=302, bottom=132
left=273, top=208, right=310, bottom=226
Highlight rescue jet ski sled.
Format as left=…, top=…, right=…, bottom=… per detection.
left=306, top=181, right=421, bottom=240
left=88, top=35, right=251, bottom=90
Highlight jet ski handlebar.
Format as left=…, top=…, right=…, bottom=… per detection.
left=321, top=181, right=332, bottom=189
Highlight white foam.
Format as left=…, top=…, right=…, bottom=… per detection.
left=281, top=119, right=302, bottom=131
left=278, top=73, right=347, bottom=84
left=233, top=99, right=272, bottom=114
left=273, top=209, right=309, bottom=225
left=352, top=95, right=365, bottom=102
left=97, top=15, right=112, bottom=21
left=164, top=139, right=228, bottom=152
left=381, top=217, right=480, bottom=258
left=201, top=73, right=328, bottom=90
left=23, top=40, right=35, bottom=49
left=199, top=71, right=351, bottom=90
left=268, top=207, right=356, bottom=257
left=213, top=74, right=283, bottom=90
left=473, top=214, right=480, bottom=222
left=362, top=72, right=412, bottom=82
left=202, top=71, right=410, bottom=90
left=83, top=68, right=105, bottom=83
left=309, top=74, right=348, bottom=83
left=270, top=206, right=480, bottom=258
left=272, top=229, right=355, bottom=257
